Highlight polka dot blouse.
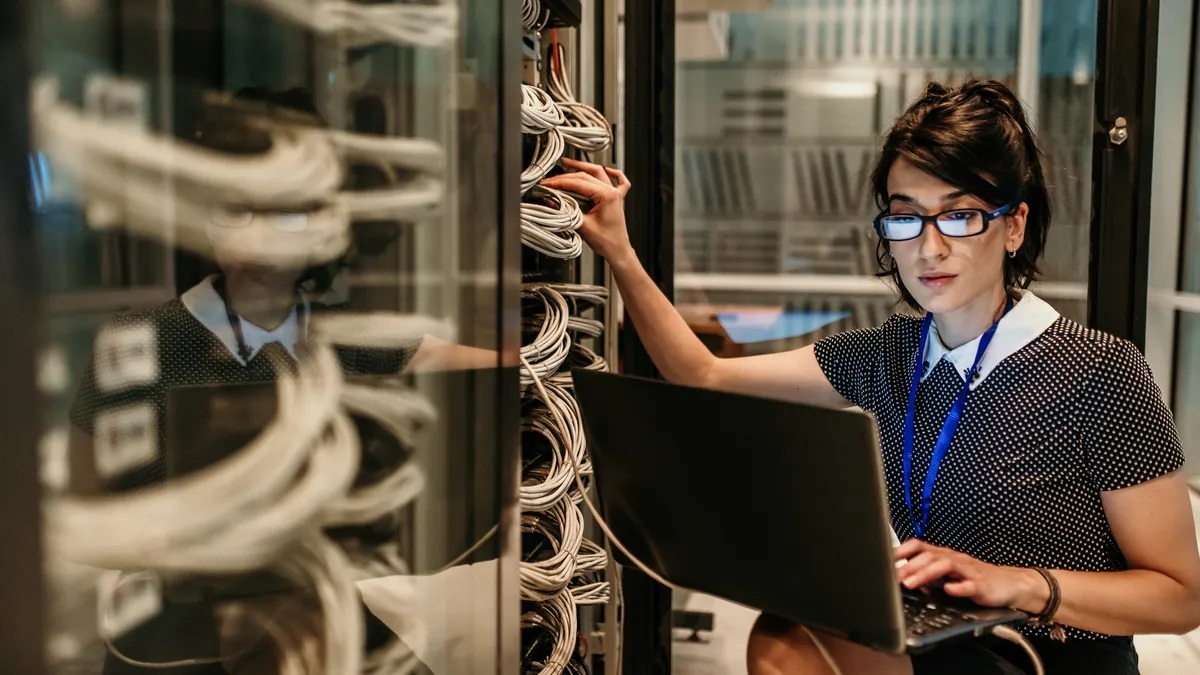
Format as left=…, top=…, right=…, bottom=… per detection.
left=814, top=291, right=1185, bottom=641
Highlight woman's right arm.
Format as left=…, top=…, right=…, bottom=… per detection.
left=541, top=159, right=850, bottom=409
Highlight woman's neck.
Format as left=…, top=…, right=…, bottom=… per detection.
left=932, top=287, right=1010, bottom=350
left=223, top=272, right=296, bottom=331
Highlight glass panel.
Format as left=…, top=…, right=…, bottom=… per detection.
left=1176, top=3, right=1200, bottom=485
left=671, top=1, right=1095, bottom=669
left=34, top=2, right=514, bottom=675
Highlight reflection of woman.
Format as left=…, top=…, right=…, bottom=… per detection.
left=543, top=80, right=1200, bottom=675
left=68, top=89, right=490, bottom=674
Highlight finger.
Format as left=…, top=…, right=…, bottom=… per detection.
left=541, top=171, right=605, bottom=190
left=895, top=552, right=939, bottom=582
left=561, top=157, right=611, bottom=183
left=901, top=558, right=956, bottom=589
left=894, top=539, right=928, bottom=560
left=539, top=175, right=608, bottom=202
left=942, top=580, right=978, bottom=598
left=606, top=167, right=631, bottom=196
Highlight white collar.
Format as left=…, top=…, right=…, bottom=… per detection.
left=180, top=275, right=309, bottom=365
left=921, top=290, right=1059, bottom=389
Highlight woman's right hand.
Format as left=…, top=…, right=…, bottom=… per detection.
left=539, top=158, right=634, bottom=264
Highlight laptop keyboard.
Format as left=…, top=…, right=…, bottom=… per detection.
left=901, top=589, right=984, bottom=637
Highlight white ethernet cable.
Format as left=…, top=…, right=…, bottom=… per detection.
left=521, top=285, right=572, bottom=388
left=521, top=128, right=566, bottom=195
left=33, top=78, right=352, bottom=268
left=521, top=186, right=583, bottom=259
left=232, top=0, right=458, bottom=49
left=523, top=85, right=567, bottom=134
left=520, top=589, right=577, bottom=675
left=45, top=341, right=346, bottom=571
left=521, top=380, right=590, bottom=512
left=546, top=43, right=612, bottom=153
left=33, top=78, right=343, bottom=208
left=521, top=499, right=585, bottom=602
left=522, top=0, right=549, bottom=31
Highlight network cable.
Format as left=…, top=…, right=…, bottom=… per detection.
left=521, top=186, right=584, bottom=259
left=521, top=589, right=579, bottom=675
left=522, top=0, right=550, bottom=32
left=546, top=43, right=612, bottom=153
left=232, top=0, right=459, bottom=49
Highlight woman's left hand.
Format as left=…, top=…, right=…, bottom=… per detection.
left=894, top=539, right=1042, bottom=610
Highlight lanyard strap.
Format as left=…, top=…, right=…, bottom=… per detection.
left=212, top=275, right=308, bottom=363
left=902, top=297, right=1013, bottom=540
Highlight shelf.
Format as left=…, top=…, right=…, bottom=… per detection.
left=543, top=0, right=582, bottom=28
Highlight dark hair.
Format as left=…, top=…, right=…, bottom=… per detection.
left=870, top=79, right=1051, bottom=310
left=195, top=87, right=346, bottom=295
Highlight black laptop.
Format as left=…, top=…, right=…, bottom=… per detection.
left=572, top=369, right=1026, bottom=655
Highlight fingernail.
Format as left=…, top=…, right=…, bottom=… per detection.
left=903, top=579, right=916, bottom=589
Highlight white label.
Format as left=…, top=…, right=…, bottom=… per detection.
left=95, top=323, right=158, bottom=392
left=94, top=403, right=157, bottom=479
left=83, top=75, right=148, bottom=127
left=39, top=427, right=70, bottom=491
left=101, top=573, right=162, bottom=639
left=37, top=346, right=70, bottom=395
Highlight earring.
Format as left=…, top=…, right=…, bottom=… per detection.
left=1008, top=250, right=1017, bottom=259
left=889, top=251, right=895, bottom=258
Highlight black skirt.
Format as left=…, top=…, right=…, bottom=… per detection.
left=912, top=635, right=1139, bottom=675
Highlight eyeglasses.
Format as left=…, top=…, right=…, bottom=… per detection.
left=873, top=203, right=1013, bottom=242
left=210, top=207, right=311, bottom=232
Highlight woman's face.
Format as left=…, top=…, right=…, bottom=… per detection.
left=885, top=157, right=1027, bottom=315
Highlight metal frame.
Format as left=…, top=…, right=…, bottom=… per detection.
left=0, top=0, right=44, bottom=673
left=1089, top=0, right=1161, bottom=348
left=620, top=0, right=676, bottom=673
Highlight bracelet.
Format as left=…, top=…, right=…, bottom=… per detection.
left=1031, top=567, right=1067, bottom=641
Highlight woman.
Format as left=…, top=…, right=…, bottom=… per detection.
left=541, top=79, right=1200, bottom=674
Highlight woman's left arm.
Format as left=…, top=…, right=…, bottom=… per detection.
left=1039, top=471, right=1200, bottom=635
left=896, top=471, right=1200, bottom=635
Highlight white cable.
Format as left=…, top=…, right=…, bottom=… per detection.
left=46, top=341, right=345, bottom=570
left=522, top=186, right=584, bottom=259
left=521, top=380, right=590, bottom=512
left=323, top=385, right=434, bottom=526
left=339, top=175, right=444, bottom=222
left=521, top=589, right=577, bottom=675
left=523, top=85, right=567, bottom=134
left=545, top=43, right=613, bottom=153
left=990, top=625, right=1046, bottom=675
left=521, top=499, right=585, bottom=601
left=232, top=0, right=458, bottom=48
left=521, top=286, right=572, bottom=388
left=521, top=127, right=566, bottom=195
left=522, top=0, right=550, bottom=31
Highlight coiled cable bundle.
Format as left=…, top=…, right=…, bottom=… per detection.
left=521, top=589, right=578, bottom=675
left=522, top=0, right=550, bottom=31
left=521, top=379, right=590, bottom=512
left=546, top=44, right=612, bottom=153
left=521, top=285, right=573, bottom=388
left=233, top=0, right=459, bottom=48
left=521, top=186, right=584, bottom=259
left=47, top=312, right=452, bottom=675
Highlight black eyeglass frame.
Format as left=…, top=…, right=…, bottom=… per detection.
left=872, top=203, right=1015, bottom=242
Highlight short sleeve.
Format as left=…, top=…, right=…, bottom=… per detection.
left=1079, top=339, right=1185, bottom=491
left=813, top=321, right=889, bottom=410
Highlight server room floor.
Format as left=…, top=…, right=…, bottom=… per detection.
left=671, top=490, right=1200, bottom=674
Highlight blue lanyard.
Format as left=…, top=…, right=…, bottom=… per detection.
left=902, top=297, right=1013, bottom=540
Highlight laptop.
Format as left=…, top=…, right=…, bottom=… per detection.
left=571, top=369, right=1026, bottom=655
